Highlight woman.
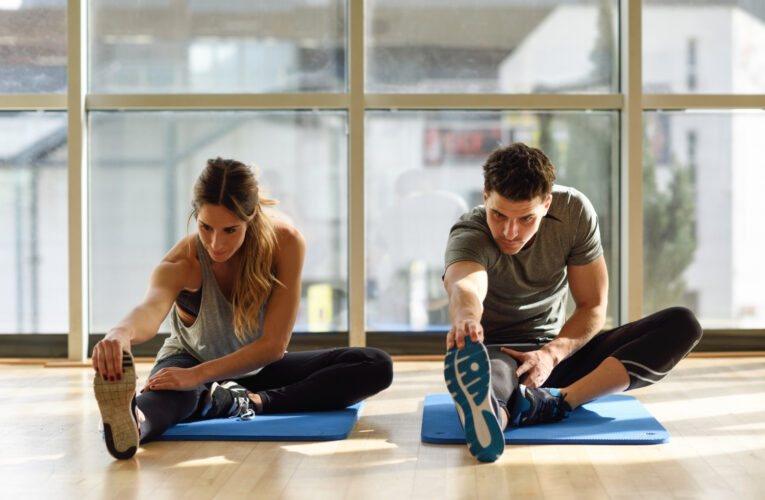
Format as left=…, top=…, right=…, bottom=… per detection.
left=92, top=157, right=393, bottom=460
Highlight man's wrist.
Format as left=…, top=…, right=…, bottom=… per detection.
left=541, top=340, right=570, bottom=365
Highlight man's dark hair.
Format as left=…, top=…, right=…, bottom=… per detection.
left=482, top=143, right=556, bottom=201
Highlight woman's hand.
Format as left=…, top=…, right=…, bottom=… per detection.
left=92, top=334, right=131, bottom=382
left=141, top=366, right=205, bottom=392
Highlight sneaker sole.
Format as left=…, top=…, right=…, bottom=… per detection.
left=444, top=340, right=505, bottom=462
left=94, top=351, right=139, bottom=459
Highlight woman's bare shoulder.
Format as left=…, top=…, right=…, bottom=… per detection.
left=157, top=234, right=202, bottom=289
left=162, top=233, right=199, bottom=263
left=273, top=220, right=306, bottom=249
left=272, top=220, right=306, bottom=274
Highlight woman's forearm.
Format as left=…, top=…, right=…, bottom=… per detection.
left=193, top=338, right=286, bottom=383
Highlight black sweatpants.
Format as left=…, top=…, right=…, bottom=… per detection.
left=487, top=306, right=703, bottom=407
left=136, top=347, right=393, bottom=443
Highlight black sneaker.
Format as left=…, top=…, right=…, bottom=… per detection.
left=200, top=381, right=256, bottom=420
left=93, top=351, right=139, bottom=459
left=444, top=339, right=505, bottom=462
left=508, top=386, right=572, bottom=427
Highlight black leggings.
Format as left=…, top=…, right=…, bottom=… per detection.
left=136, top=347, right=393, bottom=443
left=487, top=306, right=703, bottom=406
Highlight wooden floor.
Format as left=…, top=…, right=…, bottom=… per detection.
left=1, top=357, right=764, bottom=499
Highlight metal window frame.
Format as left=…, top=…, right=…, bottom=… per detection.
left=1, top=0, right=763, bottom=359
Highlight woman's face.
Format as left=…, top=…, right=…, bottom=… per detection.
left=197, top=203, right=248, bottom=263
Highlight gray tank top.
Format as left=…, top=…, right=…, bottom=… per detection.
left=156, top=236, right=267, bottom=376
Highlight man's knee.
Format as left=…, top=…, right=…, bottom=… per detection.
left=489, top=357, right=516, bottom=381
left=663, top=306, right=703, bottom=349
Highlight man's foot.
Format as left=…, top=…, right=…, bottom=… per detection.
left=444, top=339, right=505, bottom=462
left=200, top=381, right=256, bottom=420
left=508, top=386, right=572, bottom=427
left=93, top=351, right=139, bottom=459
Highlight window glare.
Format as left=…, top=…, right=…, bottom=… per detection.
left=643, top=1, right=765, bottom=94
left=366, top=110, right=619, bottom=331
left=88, top=111, right=348, bottom=333
left=0, top=112, right=68, bottom=334
left=366, top=0, right=618, bottom=94
left=89, top=1, right=347, bottom=93
left=0, top=1, right=67, bottom=93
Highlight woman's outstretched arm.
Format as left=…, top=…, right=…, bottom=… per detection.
left=92, top=236, right=196, bottom=382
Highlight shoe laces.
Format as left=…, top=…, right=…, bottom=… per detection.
left=521, top=388, right=570, bottom=425
left=220, top=381, right=256, bottom=421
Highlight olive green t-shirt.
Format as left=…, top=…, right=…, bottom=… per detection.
left=444, top=185, right=603, bottom=344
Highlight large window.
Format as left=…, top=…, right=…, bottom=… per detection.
left=2, top=1, right=764, bottom=355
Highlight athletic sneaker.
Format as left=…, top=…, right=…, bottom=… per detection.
left=508, top=386, right=572, bottom=427
left=200, top=381, right=256, bottom=421
left=93, top=351, right=139, bottom=460
left=444, top=339, right=505, bottom=462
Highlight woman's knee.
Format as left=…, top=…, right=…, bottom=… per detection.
left=364, top=347, right=394, bottom=391
left=340, top=347, right=393, bottom=392
left=136, top=388, right=201, bottom=442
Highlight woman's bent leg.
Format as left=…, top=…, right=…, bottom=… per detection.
left=236, top=347, right=393, bottom=414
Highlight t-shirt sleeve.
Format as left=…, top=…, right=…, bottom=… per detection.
left=444, top=220, right=496, bottom=272
left=567, top=191, right=603, bottom=266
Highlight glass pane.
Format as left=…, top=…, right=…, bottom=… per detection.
left=366, top=0, right=618, bottom=94
left=643, top=110, right=765, bottom=328
left=644, top=1, right=765, bottom=93
left=366, top=110, right=619, bottom=332
left=89, top=111, right=348, bottom=333
left=0, top=111, right=68, bottom=333
left=0, top=0, right=67, bottom=93
left=89, top=0, right=347, bottom=94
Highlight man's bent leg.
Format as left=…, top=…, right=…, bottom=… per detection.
left=559, top=356, right=629, bottom=409
left=547, top=306, right=703, bottom=406
left=487, top=346, right=521, bottom=430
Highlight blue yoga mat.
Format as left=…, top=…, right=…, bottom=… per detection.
left=157, top=402, right=363, bottom=442
left=421, top=394, right=669, bottom=445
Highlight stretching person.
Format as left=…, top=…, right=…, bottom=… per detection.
left=92, top=157, right=393, bottom=460
left=443, top=143, right=702, bottom=462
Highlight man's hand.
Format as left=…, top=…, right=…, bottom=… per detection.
left=141, top=366, right=205, bottom=392
left=447, top=319, right=484, bottom=350
left=500, top=347, right=556, bottom=388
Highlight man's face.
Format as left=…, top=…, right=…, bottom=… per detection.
left=483, top=189, right=552, bottom=255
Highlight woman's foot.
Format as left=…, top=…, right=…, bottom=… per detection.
left=94, top=351, right=139, bottom=459
left=200, top=381, right=256, bottom=420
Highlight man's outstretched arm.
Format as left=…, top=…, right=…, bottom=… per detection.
left=443, top=261, right=489, bottom=350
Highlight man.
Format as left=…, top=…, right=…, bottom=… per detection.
left=442, top=143, right=702, bottom=462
